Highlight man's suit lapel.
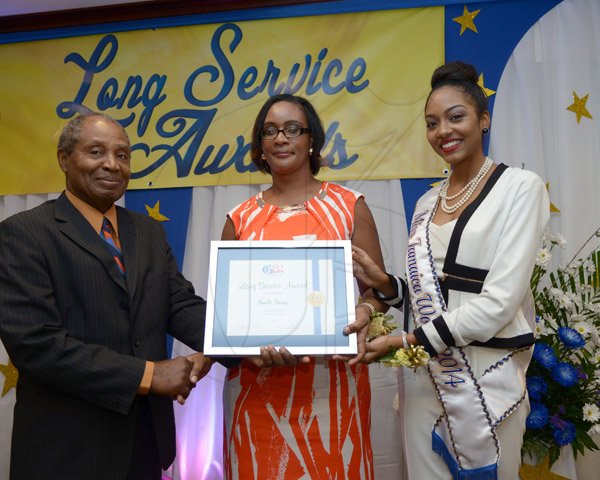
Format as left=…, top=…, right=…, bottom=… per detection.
left=54, top=193, right=128, bottom=292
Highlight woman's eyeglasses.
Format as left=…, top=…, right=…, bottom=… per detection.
left=260, top=125, right=309, bottom=140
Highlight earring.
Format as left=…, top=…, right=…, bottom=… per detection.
left=261, top=153, right=265, bottom=159
left=482, top=127, right=490, bottom=135
left=309, top=147, right=313, bottom=155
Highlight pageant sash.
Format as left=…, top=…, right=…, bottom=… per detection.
left=406, top=187, right=531, bottom=480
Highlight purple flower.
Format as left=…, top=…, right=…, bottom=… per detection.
left=527, top=376, right=548, bottom=401
left=526, top=402, right=549, bottom=430
left=558, top=327, right=585, bottom=349
left=552, top=362, right=579, bottom=387
left=533, top=343, right=558, bottom=369
left=552, top=420, right=577, bottom=446
left=576, top=367, right=588, bottom=381
left=550, top=414, right=567, bottom=430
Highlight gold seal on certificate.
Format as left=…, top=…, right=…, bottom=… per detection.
left=307, top=290, right=325, bottom=307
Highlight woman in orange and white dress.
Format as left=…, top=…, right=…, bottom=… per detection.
left=220, top=94, right=386, bottom=479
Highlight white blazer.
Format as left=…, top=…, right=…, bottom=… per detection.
left=411, top=164, right=550, bottom=356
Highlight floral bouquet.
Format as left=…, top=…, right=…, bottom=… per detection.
left=523, top=230, right=600, bottom=466
left=367, top=311, right=398, bottom=341
left=367, top=312, right=430, bottom=370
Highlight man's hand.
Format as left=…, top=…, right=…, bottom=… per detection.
left=171, top=352, right=213, bottom=405
left=150, top=356, right=200, bottom=405
left=187, top=352, right=213, bottom=383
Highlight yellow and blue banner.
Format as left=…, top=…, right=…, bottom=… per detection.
left=0, top=5, right=444, bottom=194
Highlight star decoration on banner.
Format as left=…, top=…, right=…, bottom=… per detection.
left=478, top=73, right=496, bottom=97
left=546, top=182, right=560, bottom=213
left=566, top=91, right=593, bottom=124
left=145, top=201, right=170, bottom=222
left=0, top=359, right=18, bottom=396
left=453, top=5, right=481, bottom=35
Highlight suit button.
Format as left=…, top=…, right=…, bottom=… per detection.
left=120, top=299, right=129, bottom=310
left=133, top=338, right=141, bottom=347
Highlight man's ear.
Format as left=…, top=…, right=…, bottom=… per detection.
left=57, top=151, right=68, bottom=173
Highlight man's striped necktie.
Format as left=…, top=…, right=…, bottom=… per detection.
left=100, top=217, right=125, bottom=276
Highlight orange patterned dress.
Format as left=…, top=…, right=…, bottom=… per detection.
left=223, top=182, right=373, bottom=480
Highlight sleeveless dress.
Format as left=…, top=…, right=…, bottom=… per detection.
left=223, top=181, right=374, bottom=480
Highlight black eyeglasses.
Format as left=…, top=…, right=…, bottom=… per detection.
left=260, top=125, right=309, bottom=140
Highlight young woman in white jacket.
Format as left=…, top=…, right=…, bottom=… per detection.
left=350, top=61, right=549, bottom=480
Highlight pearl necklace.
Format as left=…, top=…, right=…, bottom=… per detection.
left=440, top=157, right=493, bottom=214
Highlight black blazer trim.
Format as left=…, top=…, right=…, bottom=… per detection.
left=442, top=163, right=508, bottom=281
left=413, top=327, right=436, bottom=357
left=439, top=276, right=483, bottom=305
left=433, top=316, right=454, bottom=347
left=471, top=333, right=535, bottom=349
left=374, top=274, right=405, bottom=310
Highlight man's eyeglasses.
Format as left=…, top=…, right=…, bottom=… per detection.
left=260, top=125, right=309, bottom=140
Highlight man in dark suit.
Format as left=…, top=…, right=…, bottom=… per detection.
left=0, top=113, right=211, bottom=480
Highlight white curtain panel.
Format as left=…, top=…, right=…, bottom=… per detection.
left=489, top=0, right=600, bottom=478
left=490, top=0, right=600, bottom=266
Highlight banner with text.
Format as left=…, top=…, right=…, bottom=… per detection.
left=0, top=7, right=444, bottom=194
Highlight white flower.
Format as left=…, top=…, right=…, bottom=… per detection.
left=548, top=288, right=563, bottom=299
left=543, top=232, right=567, bottom=248
left=590, top=330, right=600, bottom=347
left=558, top=293, right=576, bottom=311
left=572, top=321, right=592, bottom=337
left=590, top=349, right=600, bottom=364
left=544, top=316, right=558, bottom=330
left=590, top=303, right=600, bottom=314
left=583, top=259, right=596, bottom=275
left=562, top=266, right=577, bottom=276
left=583, top=404, right=600, bottom=423
left=579, top=285, right=594, bottom=296
left=554, top=233, right=567, bottom=247
left=542, top=231, right=552, bottom=245
left=589, top=424, right=600, bottom=436
left=535, top=322, right=548, bottom=337
left=536, top=248, right=551, bottom=267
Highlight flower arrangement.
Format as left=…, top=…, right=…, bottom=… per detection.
left=367, top=311, right=397, bottom=341
left=523, top=230, right=600, bottom=466
left=380, top=343, right=430, bottom=370
left=367, top=312, right=430, bottom=370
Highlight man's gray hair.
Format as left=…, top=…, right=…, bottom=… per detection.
left=58, top=113, right=130, bottom=154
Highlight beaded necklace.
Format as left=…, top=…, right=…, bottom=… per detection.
left=439, top=157, right=493, bottom=214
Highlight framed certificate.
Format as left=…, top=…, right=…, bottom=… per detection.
left=204, top=240, right=357, bottom=356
